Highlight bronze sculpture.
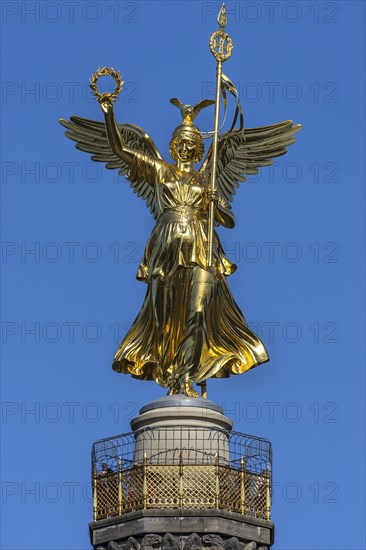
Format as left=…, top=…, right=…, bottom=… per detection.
left=60, top=5, right=300, bottom=397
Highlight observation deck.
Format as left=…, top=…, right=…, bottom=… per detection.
left=89, top=396, right=274, bottom=550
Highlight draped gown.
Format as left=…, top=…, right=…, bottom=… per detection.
left=112, top=152, right=269, bottom=390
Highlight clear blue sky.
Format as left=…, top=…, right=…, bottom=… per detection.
left=1, top=1, right=365, bottom=549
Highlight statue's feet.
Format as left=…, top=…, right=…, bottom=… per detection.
left=181, top=381, right=200, bottom=398
left=167, top=378, right=180, bottom=395
left=167, top=380, right=199, bottom=398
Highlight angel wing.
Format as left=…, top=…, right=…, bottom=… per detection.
left=59, top=117, right=163, bottom=220
left=200, top=120, right=301, bottom=204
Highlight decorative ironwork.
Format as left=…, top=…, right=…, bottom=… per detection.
left=91, top=427, right=272, bottom=522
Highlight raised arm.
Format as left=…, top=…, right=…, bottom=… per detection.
left=60, top=106, right=164, bottom=219
left=99, top=99, right=137, bottom=165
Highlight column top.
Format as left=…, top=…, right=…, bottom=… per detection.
left=139, top=394, right=225, bottom=415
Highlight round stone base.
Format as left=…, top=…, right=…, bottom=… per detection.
left=130, top=395, right=233, bottom=463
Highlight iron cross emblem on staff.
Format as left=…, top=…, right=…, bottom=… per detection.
left=209, top=5, right=233, bottom=63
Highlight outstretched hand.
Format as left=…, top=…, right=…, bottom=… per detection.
left=99, top=96, right=113, bottom=115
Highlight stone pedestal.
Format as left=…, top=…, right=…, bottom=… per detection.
left=131, top=395, right=233, bottom=463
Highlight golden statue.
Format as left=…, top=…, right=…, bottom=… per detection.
left=60, top=5, right=300, bottom=397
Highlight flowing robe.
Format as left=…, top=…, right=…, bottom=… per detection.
left=112, top=153, right=269, bottom=389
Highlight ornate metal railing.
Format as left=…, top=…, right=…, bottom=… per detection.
left=93, top=459, right=270, bottom=521
left=92, top=427, right=272, bottom=522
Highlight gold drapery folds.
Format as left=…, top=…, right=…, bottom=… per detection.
left=60, top=6, right=300, bottom=395
left=112, top=153, right=269, bottom=394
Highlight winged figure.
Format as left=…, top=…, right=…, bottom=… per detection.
left=60, top=96, right=300, bottom=397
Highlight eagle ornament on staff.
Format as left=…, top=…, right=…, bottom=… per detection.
left=60, top=4, right=301, bottom=398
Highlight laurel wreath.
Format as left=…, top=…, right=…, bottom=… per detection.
left=209, top=30, right=233, bottom=63
left=89, top=67, right=124, bottom=102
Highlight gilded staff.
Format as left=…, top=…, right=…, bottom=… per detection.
left=207, top=3, right=233, bottom=266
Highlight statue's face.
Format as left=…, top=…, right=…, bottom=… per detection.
left=175, top=137, right=197, bottom=162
